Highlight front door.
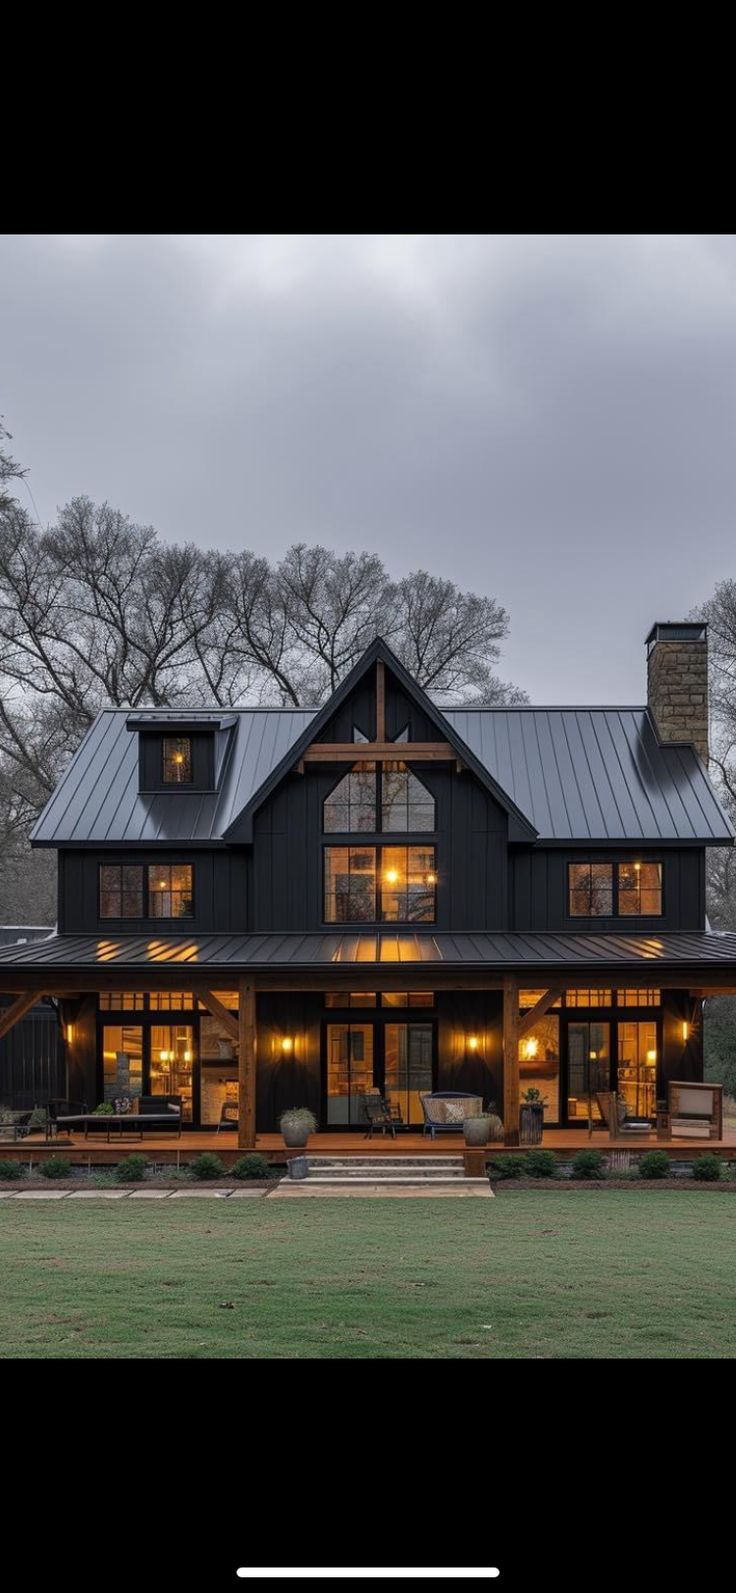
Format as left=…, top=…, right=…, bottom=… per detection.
left=566, top=1021, right=611, bottom=1125
left=325, top=1019, right=434, bottom=1128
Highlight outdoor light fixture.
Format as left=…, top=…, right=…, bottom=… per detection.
left=467, top=1035, right=479, bottom=1051
left=66, top=1023, right=74, bottom=1045
left=681, top=1021, right=690, bottom=1043
left=281, top=1036, right=294, bottom=1053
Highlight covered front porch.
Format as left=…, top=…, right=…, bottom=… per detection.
left=1, top=928, right=736, bottom=1150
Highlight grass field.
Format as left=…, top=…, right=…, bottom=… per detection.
left=1, top=1191, right=736, bottom=1358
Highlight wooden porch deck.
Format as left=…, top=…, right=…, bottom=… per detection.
left=2, top=1127, right=735, bottom=1166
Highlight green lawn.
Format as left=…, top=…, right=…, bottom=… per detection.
left=1, top=1191, right=735, bottom=1358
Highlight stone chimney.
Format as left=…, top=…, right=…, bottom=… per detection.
left=646, top=622, right=709, bottom=765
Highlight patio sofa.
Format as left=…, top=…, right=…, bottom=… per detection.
left=667, top=1081, right=723, bottom=1140
left=420, top=1091, right=484, bottom=1138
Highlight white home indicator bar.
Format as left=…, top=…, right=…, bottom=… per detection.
left=236, top=1572, right=500, bottom=1581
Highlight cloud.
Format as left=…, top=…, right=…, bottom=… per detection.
left=2, top=233, right=736, bottom=702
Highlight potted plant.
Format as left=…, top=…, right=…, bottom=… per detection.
left=463, top=1111, right=492, bottom=1147
left=519, top=1087, right=546, bottom=1145
left=279, top=1107, right=318, bottom=1148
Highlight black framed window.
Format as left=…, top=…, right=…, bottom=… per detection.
left=162, top=736, right=192, bottom=784
left=99, top=863, right=193, bottom=919
left=618, top=862, right=662, bottom=915
left=568, top=861, right=663, bottom=918
left=323, top=761, right=435, bottom=834
left=568, top=863, right=613, bottom=916
left=324, top=845, right=437, bottom=923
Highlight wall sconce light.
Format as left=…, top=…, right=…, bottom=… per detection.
left=522, top=1037, right=539, bottom=1061
left=66, top=1023, right=74, bottom=1045
left=466, top=1034, right=479, bottom=1051
left=281, top=1036, right=294, bottom=1054
left=682, top=1021, right=690, bottom=1044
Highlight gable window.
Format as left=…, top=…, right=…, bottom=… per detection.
left=324, top=845, right=437, bottom=923
left=568, top=863, right=613, bottom=916
left=99, top=863, right=193, bottom=919
left=323, top=761, right=435, bottom=834
left=162, top=736, right=192, bottom=784
left=381, top=766, right=435, bottom=831
left=323, top=767, right=377, bottom=832
left=618, top=862, right=662, bottom=915
left=567, top=861, right=663, bottom=918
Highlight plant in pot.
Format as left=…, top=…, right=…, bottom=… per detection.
left=463, top=1107, right=492, bottom=1147
left=279, top=1107, right=318, bottom=1148
left=519, top=1087, right=547, bottom=1145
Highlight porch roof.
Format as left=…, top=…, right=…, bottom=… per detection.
left=0, top=929, right=736, bottom=982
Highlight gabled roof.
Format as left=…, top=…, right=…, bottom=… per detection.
left=222, top=636, right=538, bottom=843
left=29, top=644, right=735, bottom=848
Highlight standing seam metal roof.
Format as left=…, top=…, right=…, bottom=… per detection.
left=29, top=704, right=733, bottom=846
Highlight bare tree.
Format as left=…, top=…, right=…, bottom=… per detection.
left=0, top=418, right=26, bottom=513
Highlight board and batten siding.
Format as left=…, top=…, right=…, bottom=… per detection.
left=509, top=847, right=706, bottom=933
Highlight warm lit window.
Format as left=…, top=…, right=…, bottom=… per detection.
left=618, top=989, right=661, bottom=1007
left=162, top=736, right=192, bottom=784
left=381, top=991, right=435, bottom=1007
left=568, top=863, right=613, bottom=916
left=519, top=989, right=562, bottom=1010
left=324, top=845, right=437, bottom=923
left=98, top=992, right=145, bottom=1011
left=323, top=767, right=377, bottom=832
left=99, top=864, right=144, bottom=918
left=381, top=765, right=435, bottom=831
left=148, top=865, right=193, bottom=919
left=618, top=862, right=663, bottom=915
left=149, top=991, right=195, bottom=1010
left=565, top=990, right=613, bottom=1008
left=99, top=864, right=193, bottom=919
left=325, top=992, right=378, bottom=1008
left=381, top=845, right=436, bottom=921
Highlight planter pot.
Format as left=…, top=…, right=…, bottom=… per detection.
left=464, top=1116, right=491, bottom=1147
left=519, top=1103, right=544, bottom=1145
left=281, top=1126, right=310, bottom=1148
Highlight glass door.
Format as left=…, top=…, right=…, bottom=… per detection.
left=617, top=1021, right=657, bottom=1119
left=326, top=1023, right=374, bottom=1125
left=102, top=1025, right=143, bottom=1105
left=384, top=1023, right=433, bottom=1126
left=566, top=1022, right=610, bottom=1124
left=149, top=1023, right=195, bottom=1122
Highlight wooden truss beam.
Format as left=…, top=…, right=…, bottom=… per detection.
left=0, top=989, right=48, bottom=1041
left=197, top=989, right=239, bottom=1042
left=299, top=741, right=456, bottom=763
left=518, top=985, right=564, bottom=1040
left=376, top=658, right=386, bottom=740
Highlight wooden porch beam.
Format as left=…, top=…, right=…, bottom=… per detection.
left=376, top=659, right=386, bottom=740
left=197, top=989, right=239, bottom=1042
left=0, top=989, right=48, bottom=1041
left=237, top=978, right=256, bottom=1150
left=298, top=741, right=455, bottom=762
left=518, top=984, right=564, bottom=1039
left=503, top=976, right=520, bottom=1146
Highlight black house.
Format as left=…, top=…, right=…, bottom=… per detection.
left=0, top=623, right=734, bottom=1146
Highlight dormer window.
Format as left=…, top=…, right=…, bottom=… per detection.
left=163, top=736, right=192, bottom=785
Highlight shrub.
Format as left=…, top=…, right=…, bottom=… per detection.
left=523, top=1148, right=558, bottom=1179
left=571, top=1149, right=606, bottom=1180
left=40, top=1156, right=71, bottom=1179
left=0, top=1158, right=23, bottom=1180
left=692, top=1153, right=723, bottom=1182
left=488, top=1155, right=527, bottom=1180
left=638, top=1150, right=671, bottom=1180
left=231, top=1153, right=270, bottom=1181
left=116, top=1154, right=149, bottom=1183
left=189, top=1152, right=225, bottom=1181
left=278, top=1108, right=318, bottom=1132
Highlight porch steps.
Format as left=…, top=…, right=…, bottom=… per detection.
left=297, top=1155, right=484, bottom=1187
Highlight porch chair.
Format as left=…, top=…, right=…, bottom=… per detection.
left=362, top=1088, right=401, bottom=1139
left=594, top=1091, right=651, bottom=1138
left=216, top=1101, right=239, bottom=1133
left=668, top=1081, right=723, bottom=1140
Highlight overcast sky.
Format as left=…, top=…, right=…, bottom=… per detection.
left=2, top=233, right=735, bottom=704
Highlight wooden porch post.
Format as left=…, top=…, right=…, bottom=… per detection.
left=237, top=979, right=256, bottom=1150
left=503, top=976, right=520, bottom=1146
